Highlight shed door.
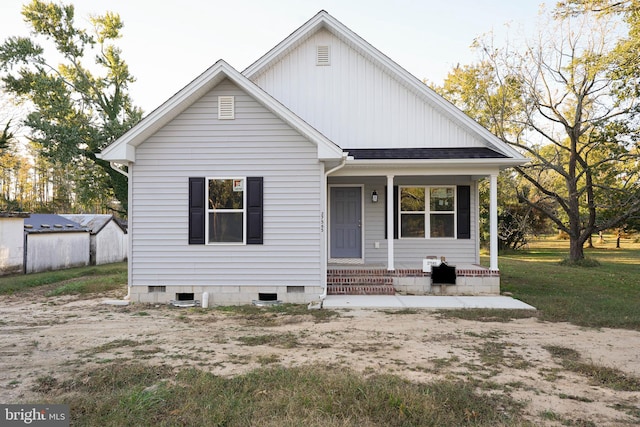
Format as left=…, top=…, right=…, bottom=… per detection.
left=330, top=187, right=362, bottom=258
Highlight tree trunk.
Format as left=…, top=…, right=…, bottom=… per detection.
left=569, top=236, right=585, bottom=261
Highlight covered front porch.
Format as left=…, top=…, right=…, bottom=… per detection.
left=322, top=156, right=502, bottom=296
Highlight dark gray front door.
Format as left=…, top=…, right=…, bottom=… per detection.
left=330, top=187, right=362, bottom=258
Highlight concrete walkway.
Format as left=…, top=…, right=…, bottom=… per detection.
left=322, top=295, right=536, bottom=310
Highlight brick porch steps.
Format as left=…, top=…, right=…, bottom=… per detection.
left=327, top=283, right=396, bottom=295
left=327, top=269, right=395, bottom=295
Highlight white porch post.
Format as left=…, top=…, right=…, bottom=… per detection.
left=386, top=175, right=395, bottom=271
left=490, top=173, right=499, bottom=271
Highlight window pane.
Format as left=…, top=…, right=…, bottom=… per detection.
left=209, top=212, right=243, bottom=243
left=430, top=214, right=454, bottom=237
left=401, top=187, right=425, bottom=211
left=208, top=179, right=243, bottom=210
left=401, top=214, right=425, bottom=238
left=430, top=187, right=454, bottom=211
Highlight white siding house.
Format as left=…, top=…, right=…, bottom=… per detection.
left=61, top=214, right=128, bottom=265
left=99, top=11, right=527, bottom=305
left=24, top=214, right=90, bottom=274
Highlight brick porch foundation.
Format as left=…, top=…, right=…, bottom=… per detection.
left=327, top=267, right=500, bottom=296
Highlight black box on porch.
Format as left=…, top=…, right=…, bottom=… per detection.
left=431, top=263, right=456, bottom=285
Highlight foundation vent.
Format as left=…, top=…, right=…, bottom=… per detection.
left=258, top=292, right=278, bottom=301
left=176, top=293, right=195, bottom=301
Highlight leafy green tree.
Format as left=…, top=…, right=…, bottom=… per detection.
left=0, top=121, right=12, bottom=156
left=0, top=0, right=142, bottom=214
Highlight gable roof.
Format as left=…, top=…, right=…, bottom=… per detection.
left=98, top=60, right=344, bottom=163
left=244, top=10, right=526, bottom=162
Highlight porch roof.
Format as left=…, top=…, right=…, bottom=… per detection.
left=344, top=147, right=508, bottom=160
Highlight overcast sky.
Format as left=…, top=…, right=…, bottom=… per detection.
left=1, top=0, right=545, bottom=113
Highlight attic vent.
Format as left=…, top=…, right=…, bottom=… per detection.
left=218, top=96, right=235, bottom=120
left=316, top=45, right=330, bottom=66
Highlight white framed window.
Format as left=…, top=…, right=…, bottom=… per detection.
left=206, top=178, right=245, bottom=244
left=400, top=186, right=456, bottom=238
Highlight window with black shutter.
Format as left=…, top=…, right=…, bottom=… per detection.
left=456, top=185, right=471, bottom=239
left=188, top=177, right=206, bottom=244
left=188, top=176, right=263, bottom=245
left=246, top=177, right=263, bottom=245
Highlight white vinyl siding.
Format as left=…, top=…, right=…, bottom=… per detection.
left=251, top=29, right=486, bottom=150
left=131, top=79, right=323, bottom=287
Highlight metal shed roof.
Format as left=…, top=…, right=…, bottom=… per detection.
left=23, top=214, right=88, bottom=234
left=61, top=214, right=126, bottom=235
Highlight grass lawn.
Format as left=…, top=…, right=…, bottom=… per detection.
left=0, top=262, right=127, bottom=296
left=497, top=235, right=640, bottom=330
left=3, top=239, right=639, bottom=426
left=41, top=364, right=531, bottom=427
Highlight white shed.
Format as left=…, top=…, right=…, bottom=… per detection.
left=24, top=214, right=90, bottom=273
left=0, top=212, right=29, bottom=275
left=61, top=214, right=128, bottom=265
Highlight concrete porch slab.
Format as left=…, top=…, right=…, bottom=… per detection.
left=322, top=295, right=535, bottom=310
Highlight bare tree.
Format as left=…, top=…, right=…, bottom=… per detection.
left=465, top=12, right=640, bottom=262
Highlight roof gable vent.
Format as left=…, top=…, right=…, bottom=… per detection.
left=316, top=45, right=330, bottom=66
left=218, top=96, right=235, bottom=120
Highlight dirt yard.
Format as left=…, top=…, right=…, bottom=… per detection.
left=1, top=290, right=639, bottom=426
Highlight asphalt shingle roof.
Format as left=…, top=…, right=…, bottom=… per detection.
left=345, top=147, right=509, bottom=160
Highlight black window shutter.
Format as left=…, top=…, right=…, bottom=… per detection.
left=457, top=185, right=471, bottom=239
left=246, top=177, right=263, bottom=244
left=189, top=177, right=206, bottom=244
left=384, top=186, right=399, bottom=239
